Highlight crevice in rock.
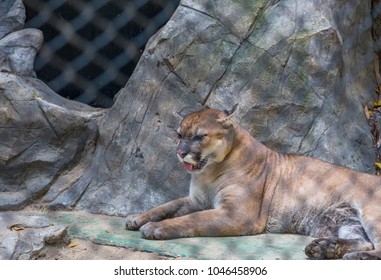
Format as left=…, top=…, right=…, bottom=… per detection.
left=1, top=86, right=25, bottom=124
left=202, top=43, right=242, bottom=105
left=163, top=58, right=187, bottom=87
left=180, top=3, right=240, bottom=39
left=36, top=100, right=60, bottom=141
left=243, top=0, right=281, bottom=41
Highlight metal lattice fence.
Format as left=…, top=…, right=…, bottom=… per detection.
left=24, top=0, right=180, bottom=107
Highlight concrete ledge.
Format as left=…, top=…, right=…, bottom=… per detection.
left=1, top=211, right=314, bottom=260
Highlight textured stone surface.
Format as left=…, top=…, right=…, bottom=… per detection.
left=0, top=0, right=25, bottom=40
left=0, top=213, right=69, bottom=259
left=0, top=0, right=377, bottom=219
left=0, top=28, right=43, bottom=76
left=0, top=74, right=104, bottom=211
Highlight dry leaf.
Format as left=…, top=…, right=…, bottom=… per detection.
left=375, top=162, right=381, bottom=169
left=11, top=226, right=25, bottom=232
left=32, top=91, right=43, bottom=100
left=68, top=242, right=79, bottom=248
left=364, top=105, right=371, bottom=120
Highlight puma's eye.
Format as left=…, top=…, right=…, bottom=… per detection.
left=194, top=134, right=207, bottom=141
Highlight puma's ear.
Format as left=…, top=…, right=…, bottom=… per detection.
left=223, top=103, right=238, bottom=117
left=220, top=104, right=239, bottom=128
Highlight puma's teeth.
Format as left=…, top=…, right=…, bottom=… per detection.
left=183, top=155, right=196, bottom=165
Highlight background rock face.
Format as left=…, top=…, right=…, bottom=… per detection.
left=0, top=0, right=25, bottom=39
left=0, top=0, right=377, bottom=216
left=0, top=0, right=103, bottom=211
left=206, top=0, right=375, bottom=167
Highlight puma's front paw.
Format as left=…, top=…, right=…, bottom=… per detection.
left=125, top=214, right=148, bottom=230
left=140, top=222, right=170, bottom=240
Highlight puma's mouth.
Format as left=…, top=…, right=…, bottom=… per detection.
left=183, top=161, right=197, bottom=172
left=180, top=155, right=208, bottom=172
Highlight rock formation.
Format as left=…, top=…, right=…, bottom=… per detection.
left=0, top=0, right=377, bottom=218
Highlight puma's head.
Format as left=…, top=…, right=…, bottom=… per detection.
left=176, top=105, right=238, bottom=173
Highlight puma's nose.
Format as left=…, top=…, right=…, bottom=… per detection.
left=177, top=141, right=189, bottom=159
left=177, top=150, right=187, bottom=158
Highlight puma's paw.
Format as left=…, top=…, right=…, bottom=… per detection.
left=343, top=251, right=381, bottom=260
left=125, top=214, right=147, bottom=230
left=305, top=238, right=342, bottom=259
left=139, top=222, right=169, bottom=240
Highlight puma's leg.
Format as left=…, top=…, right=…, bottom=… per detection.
left=139, top=208, right=251, bottom=240
left=125, top=197, right=197, bottom=230
left=305, top=224, right=373, bottom=259
left=343, top=208, right=381, bottom=260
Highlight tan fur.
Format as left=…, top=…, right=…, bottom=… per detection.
left=126, top=107, right=381, bottom=259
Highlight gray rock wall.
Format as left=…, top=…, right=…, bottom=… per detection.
left=0, top=0, right=377, bottom=216
left=0, top=0, right=103, bottom=211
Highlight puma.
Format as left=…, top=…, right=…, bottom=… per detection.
left=125, top=105, right=381, bottom=259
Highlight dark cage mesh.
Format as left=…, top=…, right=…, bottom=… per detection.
left=24, top=0, right=180, bottom=108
